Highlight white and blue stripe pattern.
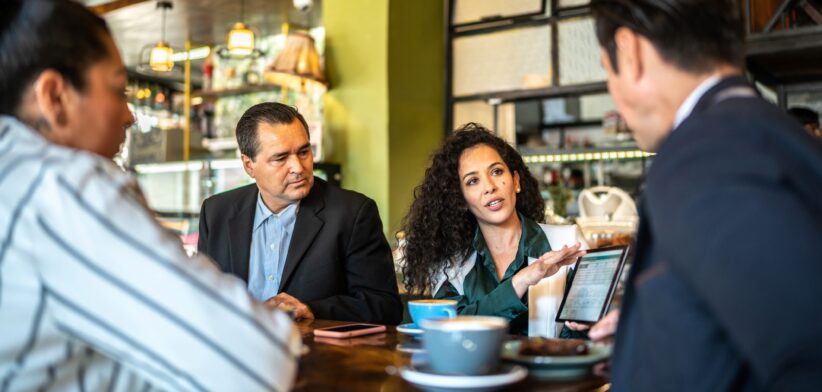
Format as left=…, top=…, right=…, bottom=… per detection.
left=0, top=116, right=301, bottom=392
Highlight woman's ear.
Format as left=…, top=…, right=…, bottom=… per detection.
left=514, top=171, right=521, bottom=193
left=32, top=69, right=71, bottom=131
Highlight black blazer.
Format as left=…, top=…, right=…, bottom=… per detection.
left=197, top=178, right=403, bottom=325
left=611, top=77, right=822, bottom=391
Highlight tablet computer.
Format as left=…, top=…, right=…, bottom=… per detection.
left=555, top=245, right=630, bottom=324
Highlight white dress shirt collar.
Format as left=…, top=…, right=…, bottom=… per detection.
left=673, top=75, right=722, bottom=131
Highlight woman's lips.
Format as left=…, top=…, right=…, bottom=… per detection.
left=485, top=198, right=504, bottom=211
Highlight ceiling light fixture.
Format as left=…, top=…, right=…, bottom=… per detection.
left=226, top=0, right=256, bottom=56
left=148, top=1, right=174, bottom=72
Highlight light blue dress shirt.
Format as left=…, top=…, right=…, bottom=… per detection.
left=248, top=194, right=299, bottom=302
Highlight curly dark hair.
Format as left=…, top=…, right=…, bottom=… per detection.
left=401, top=123, right=545, bottom=295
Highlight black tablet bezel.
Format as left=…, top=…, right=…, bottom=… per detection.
left=555, top=245, right=630, bottom=324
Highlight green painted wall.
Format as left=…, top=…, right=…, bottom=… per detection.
left=323, top=0, right=390, bottom=229
left=387, top=1, right=445, bottom=237
left=324, top=0, right=444, bottom=239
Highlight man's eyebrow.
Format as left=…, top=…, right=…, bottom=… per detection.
left=268, top=150, right=290, bottom=159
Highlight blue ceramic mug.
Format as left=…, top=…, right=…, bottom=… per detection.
left=407, top=299, right=457, bottom=325
left=420, top=316, right=508, bottom=375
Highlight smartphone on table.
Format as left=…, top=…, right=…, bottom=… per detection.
left=313, top=323, right=386, bottom=338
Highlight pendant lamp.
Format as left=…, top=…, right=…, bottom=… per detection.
left=226, top=0, right=255, bottom=56
left=149, top=1, right=174, bottom=72
left=266, top=26, right=326, bottom=93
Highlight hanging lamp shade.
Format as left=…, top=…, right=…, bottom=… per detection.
left=149, top=41, right=174, bottom=72
left=266, top=31, right=326, bottom=93
left=227, top=22, right=255, bottom=56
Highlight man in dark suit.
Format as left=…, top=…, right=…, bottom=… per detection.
left=198, top=102, right=402, bottom=325
left=581, top=0, right=822, bottom=390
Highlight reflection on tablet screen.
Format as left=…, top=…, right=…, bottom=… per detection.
left=559, top=248, right=625, bottom=322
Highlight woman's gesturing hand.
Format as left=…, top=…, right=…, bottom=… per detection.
left=511, top=243, right=585, bottom=297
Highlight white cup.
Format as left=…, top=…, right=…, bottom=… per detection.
left=528, top=224, right=584, bottom=337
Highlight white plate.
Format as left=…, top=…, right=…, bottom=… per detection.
left=399, top=363, right=527, bottom=390
left=396, top=323, right=423, bottom=337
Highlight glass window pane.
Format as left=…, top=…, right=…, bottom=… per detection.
left=580, top=93, right=615, bottom=121
left=787, top=89, right=822, bottom=114
left=453, top=101, right=495, bottom=130
left=558, top=17, right=606, bottom=85
left=453, top=25, right=552, bottom=96
left=558, top=0, right=590, bottom=8
left=453, top=0, right=546, bottom=25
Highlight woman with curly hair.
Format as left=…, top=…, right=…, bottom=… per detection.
left=401, top=123, right=584, bottom=335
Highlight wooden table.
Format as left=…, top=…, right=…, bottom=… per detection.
left=293, top=320, right=610, bottom=391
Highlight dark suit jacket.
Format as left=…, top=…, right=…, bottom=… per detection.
left=612, top=77, right=822, bottom=391
left=197, top=178, right=403, bottom=325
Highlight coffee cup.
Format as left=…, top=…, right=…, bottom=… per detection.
left=407, top=299, right=457, bottom=325
left=420, top=316, right=508, bottom=375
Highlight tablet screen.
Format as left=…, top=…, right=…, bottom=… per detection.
left=556, top=247, right=628, bottom=323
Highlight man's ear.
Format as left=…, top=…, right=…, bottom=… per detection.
left=613, top=27, right=643, bottom=83
left=32, top=69, right=71, bottom=132
left=241, top=154, right=255, bottom=178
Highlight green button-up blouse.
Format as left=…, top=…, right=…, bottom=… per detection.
left=433, top=214, right=551, bottom=335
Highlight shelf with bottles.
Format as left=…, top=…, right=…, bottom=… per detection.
left=125, top=75, right=177, bottom=111
left=532, top=158, right=647, bottom=223
left=187, top=88, right=325, bottom=162
left=133, top=159, right=342, bottom=215
left=191, top=74, right=326, bottom=100
left=185, top=29, right=326, bottom=160
left=132, top=158, right=341, bottom=253
left=119, top=78, right=188, bottom=167
left=511, top=90, right=648, bottom=161
left=191, top=83, right=284, bottom=100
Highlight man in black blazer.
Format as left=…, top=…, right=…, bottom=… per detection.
left=580, top=1, right=822, bottom=390
left=198, top=103, right=402, bottom=325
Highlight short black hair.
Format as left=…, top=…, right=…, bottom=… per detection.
left=590, top=0, right=745, bottom=74
left=235, top=102, right=310, bottom=159
left=0, top=0, right=111, bottom=115
left=788, top=107, right=819, bottom=126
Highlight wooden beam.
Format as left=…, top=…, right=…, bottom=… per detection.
left=763, top=0, right=795, bottom=33
left=89, top=0, right=151, bottom=15
left=800, top=0, right=822, bottom=25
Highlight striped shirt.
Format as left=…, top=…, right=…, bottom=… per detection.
left=0, top=116, right=302, bottom=392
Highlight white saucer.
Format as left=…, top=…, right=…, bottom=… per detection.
left=399, top=363, right=527, bottom=391
left=396, top=341, right=425, bottom=354
left=396, top=323, right=423, bottom=337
